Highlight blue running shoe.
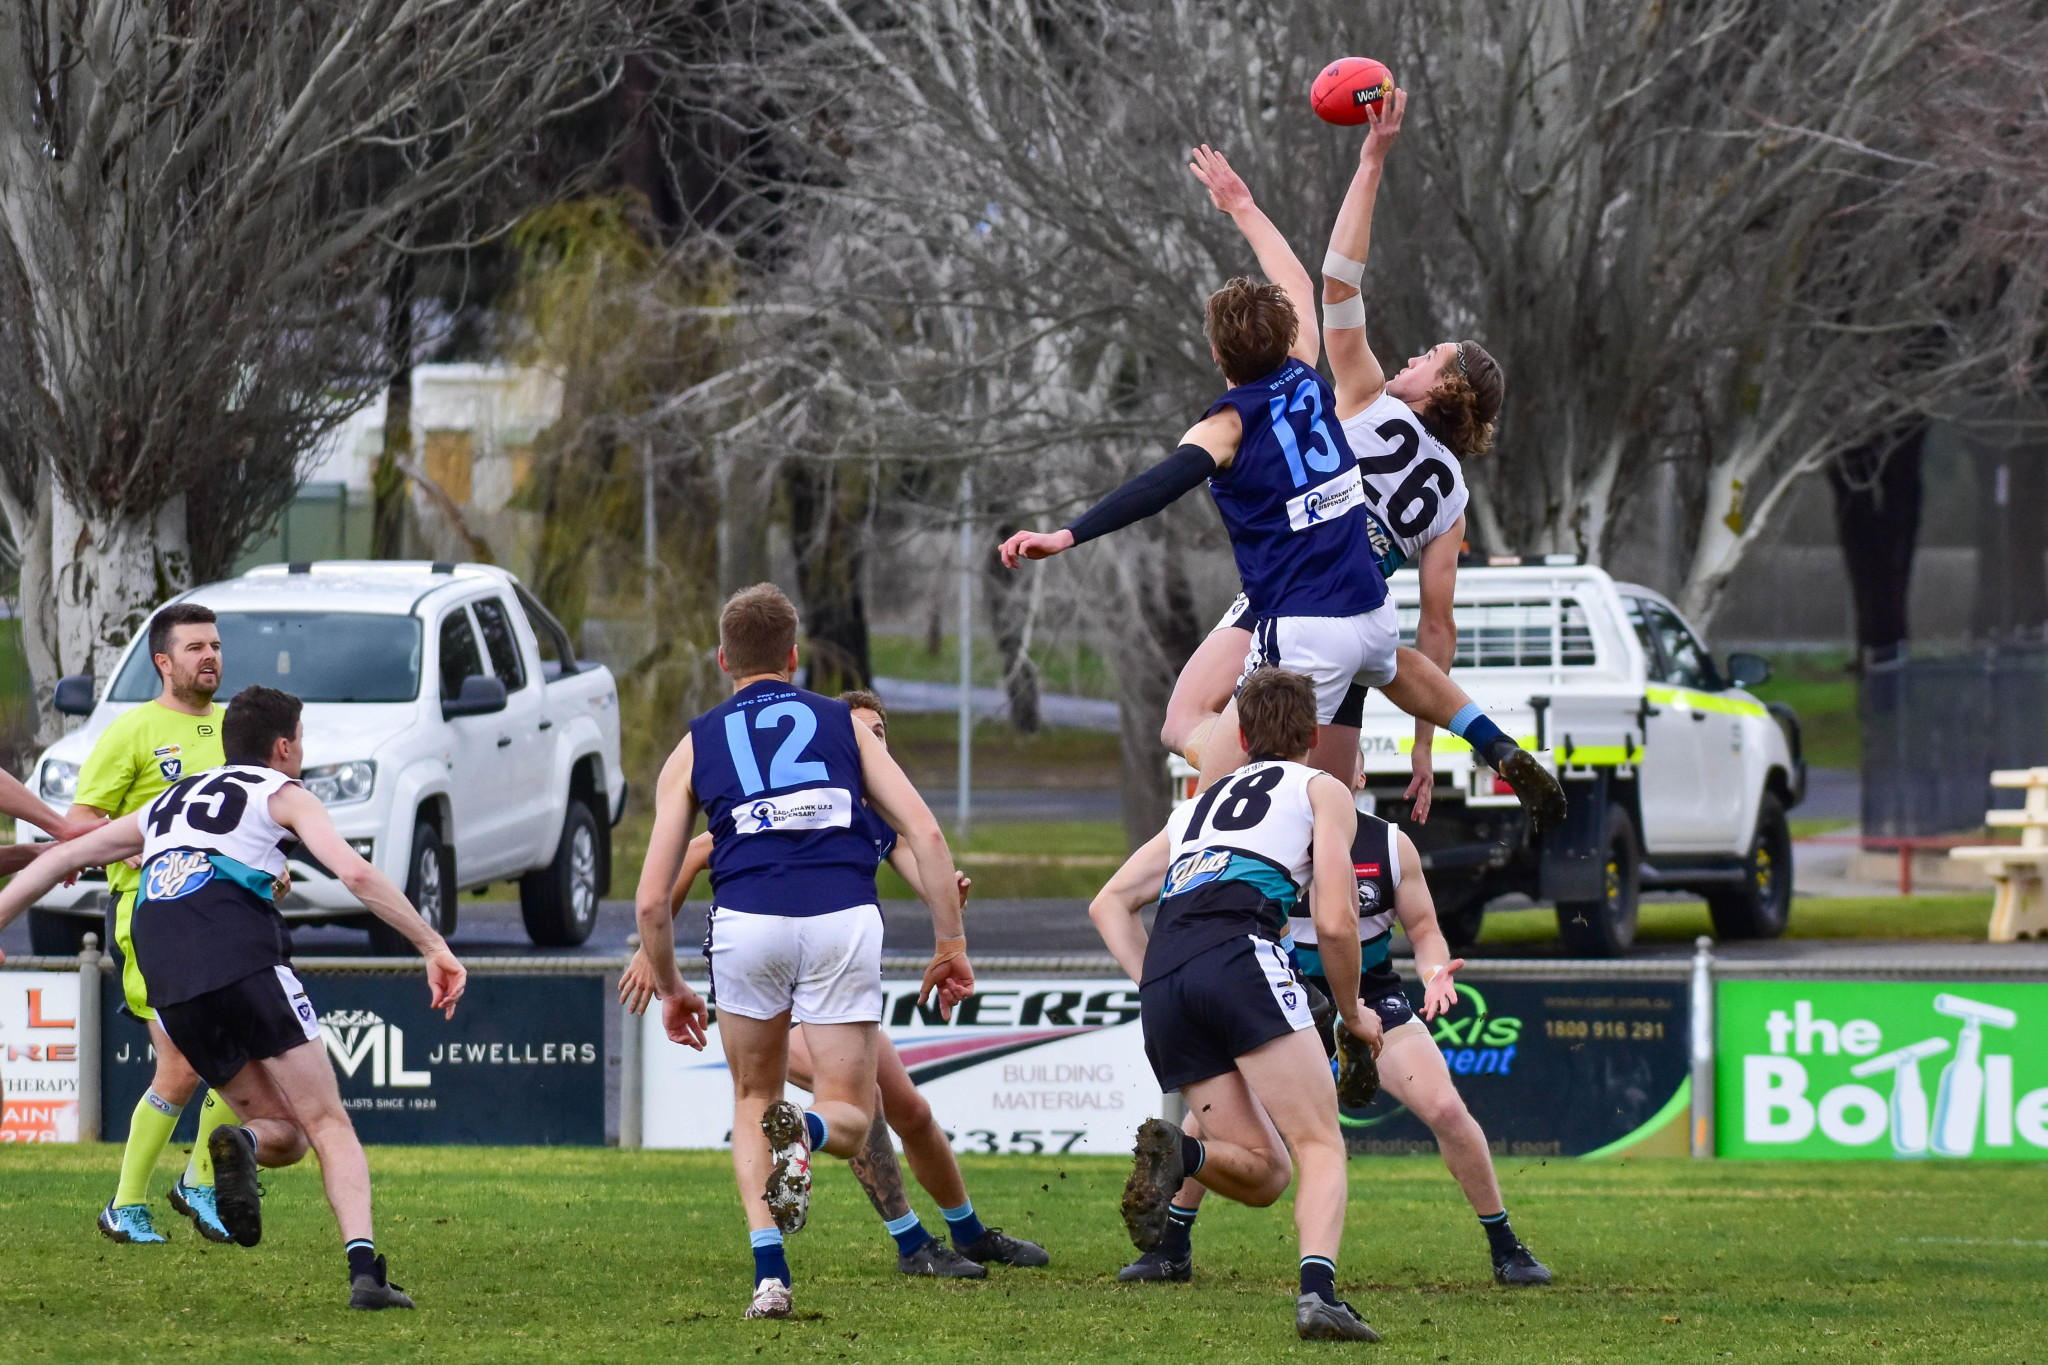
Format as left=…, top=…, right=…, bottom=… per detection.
left=168, top=1177, right=232, bottom=1244
left=98, top=1200, right=167, bottom=1244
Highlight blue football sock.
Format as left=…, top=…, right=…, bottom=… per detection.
left=1160, top=1202, right=1199, bottom=1258
left=941, top=1200, right=987, bottom=1247
left=884, top=1209, right=933, bottom=1257
left=1448, top=706, right=1518, bottom=769
left=803, top=1110, right=827, bottom=1150
left=1300, top=1254, right=1338, bottom=1305
left=750, top=1227, right=791, bottom=1287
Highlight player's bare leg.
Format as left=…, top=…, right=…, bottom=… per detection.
left=1377, top=1024, right=1551, bottom=1284
left=1163, top=627, right=1252, bottom=763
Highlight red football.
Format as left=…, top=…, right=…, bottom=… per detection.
left=1311, top=57, right=1393, bottom=127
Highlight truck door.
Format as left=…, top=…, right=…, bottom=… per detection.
left=436, top=605, right=520, bottom=881
left=471, top=594, right=557, bottom=860
left=1629, top=598, right=1747, bottom=851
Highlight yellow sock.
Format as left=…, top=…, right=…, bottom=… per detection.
left=114, top=1090, right=183, bottom=1208
left=184, top=1091, right=239, bottom=1187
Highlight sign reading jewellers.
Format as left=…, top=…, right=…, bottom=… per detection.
left=102, top=973, right=604, bottom=1144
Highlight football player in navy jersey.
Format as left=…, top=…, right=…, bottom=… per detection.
left=633, top=586, right=977, bottom=1321
left=998, top=147, right=1561, bottom=831
left=620, top=689, right=1046, bottom=1280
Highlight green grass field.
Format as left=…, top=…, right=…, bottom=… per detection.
left=3, top=1147, right=2042, bottom=1363
left=1750, top=652, right=1859, bottom=770
left=1473, top=895, right=1996, bottom=947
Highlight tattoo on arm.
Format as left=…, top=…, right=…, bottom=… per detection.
left=846, top=1111, right=913, bottom=1221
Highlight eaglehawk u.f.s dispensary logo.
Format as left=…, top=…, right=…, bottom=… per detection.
left=1717, top=982, right=2048, bottom=1159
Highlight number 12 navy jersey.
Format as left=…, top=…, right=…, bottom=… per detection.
left=1204, top=357, right=1388, bottom=619
left=689, top=680, right=880, bottom=916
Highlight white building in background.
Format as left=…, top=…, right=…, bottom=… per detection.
left=241, top=364, right=564, bottom=575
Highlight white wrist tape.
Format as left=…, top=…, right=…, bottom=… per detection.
left=1323, top=293, right=1367, bottom=330
left=1422, top=965, right=1443, bottom=987
left=1322, top=248, right=1365, bottom=287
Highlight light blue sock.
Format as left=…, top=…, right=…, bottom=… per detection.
left=942, top=1199, right=987, bottom=1246
left=1447, top=702, right=1483, bottom=737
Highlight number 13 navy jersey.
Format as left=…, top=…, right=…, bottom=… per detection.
left=690, top=680, right=880, bottom=916
left=1204, top=357, right=1388, bottom=619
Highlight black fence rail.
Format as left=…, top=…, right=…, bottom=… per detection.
left=1862, top=641, right=2048, bottom=837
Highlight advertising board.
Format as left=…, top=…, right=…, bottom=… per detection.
left=102, top=972, right=605, bottom=1145
left=1337, top=977, right=1691, bottom=1158
left=1716, top=980, right=2048, bottom=1160
left=642, top=977, right=1160, bottom=1153
left=1, top=973, right=81, bottom=1143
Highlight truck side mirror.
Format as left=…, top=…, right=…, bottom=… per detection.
left=443, top=674, right=508, bottom=719
left=1725, top=652, right=1770, bottom=689
left=53, top=674, right=96, bottom=716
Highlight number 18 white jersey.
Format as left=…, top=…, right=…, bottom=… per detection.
left=1341, top=392, right=1469, bottom=571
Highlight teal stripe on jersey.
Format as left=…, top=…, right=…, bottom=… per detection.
left=1217, top=856, right=1300, bottom=914
left=210, top=854, right=278, bottom=900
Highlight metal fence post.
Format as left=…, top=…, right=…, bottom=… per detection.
left=1689, top=935, right=1714, bottom=1158
left=619, top=934, right=642, bottom=1150
left=77, top=934, right=102, bottom=1143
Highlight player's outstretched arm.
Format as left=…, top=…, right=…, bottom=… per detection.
left=1404, top=520, right=1465, bottom=823
left=1307, top=773, right=1379, bottom=1051
left=0, top=815, right=146, bottom=955
left=1087, top=831, right=1171, bottom=984
left=883, top=844, right=972, bottom=910
left=274, top=785, right=466, bottom=1018
left=0, top=770, right=102, bottom=842
left=1323, top=87, right=1406, bottom=419
left=997, top=411, right=1238, bottom=569
left=1390, top=829, right=1464, bottom=1021
left=856, top=723, right=974, bottom=1016
left=1189, top=144, right=1320, bottom=368
left=621, top=831, right=715, bottom=1015
left=633, top=736, right=709, bottom=1048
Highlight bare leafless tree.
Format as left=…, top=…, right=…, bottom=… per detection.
left=0, top=0, right=643, bottom=731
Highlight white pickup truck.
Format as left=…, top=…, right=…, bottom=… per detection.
left=21, top=561, right=625, bottom=954
left=1173, top=559, right=1805, bottom=955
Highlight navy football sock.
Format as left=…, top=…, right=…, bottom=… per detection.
left=1449, top=705, right=1519, bottom=770
left=885, top=1209, right=934, bottom=1257
left=802, top=1110, right=827, bottom=1150
left=1479, top=1209, right=1520, bottom=1258
left=1179, top=1133, right=1206, bottom=1177
left=1159, top=1202, right=1199, bottom=1259
left=345, top=1239, right=378, bottom=1283
left=1300, top=1255, right=1338, bottom=1305
left=751, top=1227, right=792, bottom=1286
left=941, top=1200, right=987, bottom=1247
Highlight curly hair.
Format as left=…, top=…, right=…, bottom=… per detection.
left=1419, top=340, right=1505, bottom=458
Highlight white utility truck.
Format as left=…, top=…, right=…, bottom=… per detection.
left=21, top=561, right=624, bottom=954
left=1173, top=558, right=1804, bottom=955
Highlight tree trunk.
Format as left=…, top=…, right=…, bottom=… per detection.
left=3, top=474, right=64, bottom=741
left=1969, top=435, right=2047, bottom=638
left=1117, top=532, right=1202, bottom=849
left=374, top=261, right=414, bottom=559
left=717, top=448, right=777, bottom=597
left=1828, top=424, right=1926, bottom=660
left=982, top=522, right=1041, bottom=733
left=785, top=457, right=870, bottom=695
left=50, top=491, right=190, bottom=686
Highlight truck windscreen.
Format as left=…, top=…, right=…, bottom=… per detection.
left=109, top=612, right=425, bottom=703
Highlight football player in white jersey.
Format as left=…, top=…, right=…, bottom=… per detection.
left=1164, top=89, right=1506, bottom=823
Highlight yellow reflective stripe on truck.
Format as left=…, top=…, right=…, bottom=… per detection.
left=1645, top=685, right=1767, bottom=718
left=1398, top=735, right=1539, bottom=754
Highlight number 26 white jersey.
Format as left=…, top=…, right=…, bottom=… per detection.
left=1340, top=392, right=1469, bottom=571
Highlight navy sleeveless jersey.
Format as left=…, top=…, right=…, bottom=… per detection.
left=1204, top=357, right=1388, bottom=618
left=689, top=681, right=880, bottom=916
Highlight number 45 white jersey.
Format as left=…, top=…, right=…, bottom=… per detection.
left=1341, top=392, right=1469, bottom=571
left=140, top=764, right=296, bottom=883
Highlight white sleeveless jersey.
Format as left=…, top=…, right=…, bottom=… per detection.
left=1163, top=759, right=1322, bottom=909
left=1290, top=808, right=1401, bottom=947
left=1340, top=392, right=1469, bottom=571
left=139, top=764, right=296, bottom=886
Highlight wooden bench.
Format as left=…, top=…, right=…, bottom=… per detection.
left=1951, top=767, right=2048, bottom=941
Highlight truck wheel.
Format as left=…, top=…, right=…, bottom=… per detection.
left=1707, top=793, right=1793, bottom=940
left=369, top=821, right=457, bottom=956
left=27, top=908, right=93, bottom=956
left=521, top=801, right=601, bottom=947
left=1555, top=803, right=1641, bottom=957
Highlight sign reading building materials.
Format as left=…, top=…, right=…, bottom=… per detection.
left=1716, top=981, right=2048, bottom=1160
left=1336, top=978, right=1691, bottom=1158
left=641, top=977, right=1160, bottom=1153
left=102, top=972, right=604, bottom=1145
left=1, top=973, right=82, bottom=1143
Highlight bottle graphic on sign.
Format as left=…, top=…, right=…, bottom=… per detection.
left=1929, top=994, right=2017, bottom=1158
left=1849, top=1038, right=1948, bottom=1158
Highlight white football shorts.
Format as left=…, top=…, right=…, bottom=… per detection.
left=1209, top=592, right=1253, bottom=635
left=1237, top=600, right=1400, bottom=724
left=706, top=903, right=885, bottom=1025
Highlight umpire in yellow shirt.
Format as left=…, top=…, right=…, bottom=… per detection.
left=65, top=603, right=240, bottom=1245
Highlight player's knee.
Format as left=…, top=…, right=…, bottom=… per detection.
left=886, top=1086, right=933, bottom=1135
left=1411, top=1083, right=1472, bottom=1132
left=1237, top=1149, right=1293, bottom=1207
left=260, top=1128, right=310, bottom=1167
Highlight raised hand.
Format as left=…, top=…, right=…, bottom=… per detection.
left=1188, top=143, right=1256, bottom=216
left=1363, top=87, right=1407, bottom=162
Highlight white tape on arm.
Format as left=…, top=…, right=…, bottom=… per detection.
left=1322, top=248, right=1365, bottom=287
left=1323, top=293, right=1367, bottom=330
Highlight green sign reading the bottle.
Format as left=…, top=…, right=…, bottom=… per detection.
left=1716, top=981, right=2048, bottom=1160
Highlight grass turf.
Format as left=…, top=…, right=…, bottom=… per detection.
left=1472, top=895, right=1995, bottom=946
left=3, top=1146, right=2042, bottom=1362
